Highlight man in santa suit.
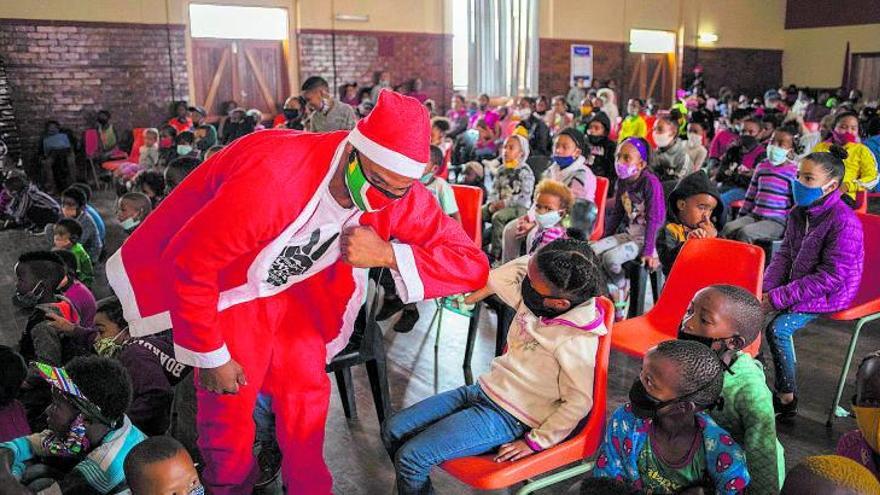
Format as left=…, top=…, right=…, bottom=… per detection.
left=106, top=90, right=488, bottom=494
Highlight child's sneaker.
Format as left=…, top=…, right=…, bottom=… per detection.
left=393, top=306, right=420, bottom=333
left=773, top=395, right=798, bottom=423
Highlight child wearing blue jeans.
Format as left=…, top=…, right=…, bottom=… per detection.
left=381, top=239, right=607, bottom=494
left=762, top=145, right=864, bottom=421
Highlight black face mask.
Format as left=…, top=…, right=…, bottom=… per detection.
left=628, top=372, right=722, bottom=419
left=283, top=109, right=301, bottom=120
left=12, top=281, right=45, bottom=309
left=740, top=135, right=758, bottom=150
left=97, top=117, right=109, bottom=126
left=677, top=329, right=723, bottom=350
left=587, top=134, right=604, bottom=145
left=520, top=276, right=572, bottom=319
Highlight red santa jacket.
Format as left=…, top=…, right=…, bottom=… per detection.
left=107, top=129, right=488, bottom=367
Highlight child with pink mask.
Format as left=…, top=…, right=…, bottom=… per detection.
left=810, top=111, right=877, bottom=200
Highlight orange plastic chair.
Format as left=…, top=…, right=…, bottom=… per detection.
left=102, top=127, right=146, bottom=171
left=826, top=213, right=880, bottom=425
left=590, top=177, right=609, bottom=241
left=852, top=190, right=880, bottom=215
left=440, top=297, right=615, bottom=494
left=611, top=238, right=765, bottom=359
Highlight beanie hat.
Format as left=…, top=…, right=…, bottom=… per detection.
left=509, top=133, right=530, bottom=163
left=587, top=112, right=611, bottom=135
left=557, top=127, right=586, bottom=154
left=667, top=171, right=726, bottom=228
left=347, top=89, right=430, bottom=178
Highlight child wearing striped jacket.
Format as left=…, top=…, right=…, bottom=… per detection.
left=722, top=125, right=799, bottom=244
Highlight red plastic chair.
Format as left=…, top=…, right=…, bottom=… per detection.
left=101, top=127, right=146, bottom=171
left=441, top=297, right=615, bottom=494
left=611, top=238, right=765, bottom=359
left=590, top=177, right=609, bottom=241
left=826, top=213, right=880, bottom=425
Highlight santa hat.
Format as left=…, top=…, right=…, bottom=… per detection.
left=347, top=89, right=429, bottom=178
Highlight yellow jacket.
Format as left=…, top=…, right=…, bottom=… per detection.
left=812, top=141, right=879, bottom=198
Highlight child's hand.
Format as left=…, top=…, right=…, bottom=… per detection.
left=687, top=228, right=707, bottom=239
left=641, top=255, right=660, bottom=272
left=697, top=219, right=717, bottom=238
left=45, top=312, right=76, bottom=333
left=494, top=440, right=535, bottom=462
left=515, top=218, right=535, bottom=238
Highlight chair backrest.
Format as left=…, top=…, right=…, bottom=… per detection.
left=451, top=184, right=484, bottom=247
left=854, top=191, right=868, bottom=214
left=848, top=213, right=880, bottom=308
left=580, top=296, right=614, bottom=456
left=128, top=127, right=147, bottom=164
left=590, top=177, right=609, bottom=241
left=647, top=238, right=765, bottom=333
left=82, top=129, right=100, bottom=158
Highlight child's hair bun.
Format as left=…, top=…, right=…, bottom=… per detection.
left=828, top=144, right=849, bottom=162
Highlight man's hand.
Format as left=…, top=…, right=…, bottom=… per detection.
left=199, top=359, right=247, bottom=394
left=45, top=312, right=76, bottom=333
left=494, top=440, right=535, bottom=462
left=340, top=226, right=397, bottom=269
left=642, top=255, right=660, bottom=272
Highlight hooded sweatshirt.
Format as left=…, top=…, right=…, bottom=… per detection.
left=652, top=138, right=694, bottom=182
left=657, top=172, right=726, bottom=274
left=543, top=129, right=597, bottom=202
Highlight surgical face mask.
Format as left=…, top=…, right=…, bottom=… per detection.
left=177, top=145, right=193, bottom=156
left=853, top=405, right=880, bottom=453
left=653, top=132, right=674, bottom=148
left=580, top=105, right=592, bottom=117
left=12, top=281, right=45, bottom=309
left=792, top=179, right=834, bottom=207
left=504, top=160, right=519, bottom=169
left=552, top=155, right=576, bottom=169
left=520, top=275, right=576, bottom=319
left=120, top=217, right=140, bottom=231
left=419, top=172, right=434, bottom=185
left=587, top=134, right=603, bottom=145
left=535, top=210, right=561, bottom=228
left=517, top=108, right=532, bottom=120
left=734, top=123, right=744, bottom=133
left=615, top=161, right=640, bottom=180
left=766, top=144, right=790, bottom=166
left=344, top=152, right=407, bottom=212
left=687, top=132, right=702, bottom=147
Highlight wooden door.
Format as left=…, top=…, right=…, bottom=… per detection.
left=624, top=53, right=675, bottom=108
left=851, top=53, right=880, bottom=102
left=192, top=39, right=289, bottom=118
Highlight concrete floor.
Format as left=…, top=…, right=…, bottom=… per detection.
left=2, top=189, right=879, bottom=494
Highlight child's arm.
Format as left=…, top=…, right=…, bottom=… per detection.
left=524, top=336, right=597, bottom=450
left=767, top=215, right=863, bottom=311
left=641, top=175, right=667, bottom=259
left=732, top=380, right=784, bottom=493
left=465, top=256, right=528, bottom=308
left=703, top=420, right=751, bottom=494
left=848, top=146, right=879, bottom=193
left=740, top=167, right=760, bottom=216
left=762, top=219, right=795, bottom=292
left=603, top=192, right=625, bottom=238
left=592, top=407, right=631, bottom=482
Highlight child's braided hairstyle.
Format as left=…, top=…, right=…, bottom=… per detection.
left=654, top=340, right=724, bottom=410
left=533, top=239, right=607, bottom=303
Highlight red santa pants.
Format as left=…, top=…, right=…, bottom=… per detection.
left=195, top=290, right=335, bottom=494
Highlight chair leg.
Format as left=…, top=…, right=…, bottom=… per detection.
left=434, top=305, right=444, bottom=351
left=365, top=357, right=392, bottom=425
left=463, top=302, right=482, bottom=375
left=515, top=461, right=595, bottom=495
left=334, top=368, right=357, bottom=420
left=627, top=265, right=648, bottom=318
left=495, top=306, right=514, bottom=356
left=826, top=315, right=880, bottom=426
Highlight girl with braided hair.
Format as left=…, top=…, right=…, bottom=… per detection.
left=381, top=239, right=607, bottom=494
left=593, top=340, right=751, bottom=494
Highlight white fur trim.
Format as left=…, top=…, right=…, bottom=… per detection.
left=173, top=342, right=231, bottom=368
left=106, top=248, right=171, bottom=337
left=347, top=127, right=426, bottom=179
left=390, top=243, right=424, bottom=303
left=325, top=267, right=369, bottom=362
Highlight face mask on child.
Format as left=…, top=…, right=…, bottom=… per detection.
left=552, top=155, right=577, bottom=169
left=344, top=152, right=407, bottom=212
left=177, top=145, right=193, bottom=156
left=853, top=405, right=880, bottom=453
left=653, top=132, right=674, bottom=148
left=419, top=172, right=434, bottom=185
left=833, top=130, right=857, bottom=145
left=615, top=161, right=640, bottom=180
left=520, top=275, right=576, bottom=319
left=766, top=145, right=790, bottom=166
left=120, top=217, right=140, bottom=231
left=792, top=179, right=835, bottom=207
left=687, top=133, right=702, bottom=147
left=12, top=281, right=45, bottom=309
left=628, top=373, right=720, bottom=419
left=94, top=331, right=126, bottom=358
left=283, top=109, right=301, bottom=120
left=42, top=413, right=91, bottom=458
left=535, top=210, right=561, bottom=229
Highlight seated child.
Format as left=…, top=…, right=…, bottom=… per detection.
left=811, top=111, right=879, bottom=200
left=0, top=357, right=146, bottom=494
left=836, top=351, right=880, bottom=480
left=592, top=340, right=751, bottom=494
left=53, top=218, right=94, bottom=287
left=543, top=128, right=597, bottom=202
left=117, top=192, right=153, bottom=235
left=651, top=115, right=693, bottom=188
left=678, top=285, right=785, bottom=493
left=781, top=455, right=880, bottom=495
left=157, top=125, right=178, bottom=167
left=116, top=128, right=160, bottom=183
left=544, top=95, right=574, bottom=135
left=36, top=249, right=96, bottom=328
left=0, top=170, right=60, bottom=232
left=715, top=117, right=767, bottom=207
left=763, top=146, right=864, bottom=421
left=457, top=160, right=486, bottom=196
left=657, top=171, right=725, bottom=275
left=58, top=186, right=103, bottom=262
left=382, top=240, right=607, bottom=494
left=0, top=346, right=29, bottom=443
left=123, top=436, right=203, bottom=495
left=618, top=98, right=648, bottom=142
left=194, top=124, right=218, bottom=157
left=421, top=145, right=461, bottom=224
left=69, top=183, right=105, bottom=243
left=430, top=117, right=453, bottom=178
left=135, top=170, right=167, bottom=209
left=583, top=112, right=617, bottom=184
left=592, top=137, right=665, bottom=320
left=483, top=134, right=536, bottom=261
left=473, top=118, right=499, bottom=160
left=501, top=179, right=573, bottom=263
left=722, top=124, right=799, bottom=244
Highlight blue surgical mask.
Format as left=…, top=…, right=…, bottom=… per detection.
left=120, top=217, right=140, bottom=231
left=535, top=210, right=561, bottom=228
left=791, top=179, right=833, bottom=207
left=552, top=155, right=576, bottom=169
left=766, top=145, right=790, bottom=166
left=419, top=172, right=434, bottom=185
left=177, top=144, right=193, bottom=156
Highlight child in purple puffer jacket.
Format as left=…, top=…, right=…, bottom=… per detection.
left=762, top=145, right=864, bottom=422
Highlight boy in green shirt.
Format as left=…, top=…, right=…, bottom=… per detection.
left=53, top=218, right=94, bottom=287
left=677, top=284, right=785, bottom=494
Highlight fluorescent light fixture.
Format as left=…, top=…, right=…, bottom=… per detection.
left=629, top=29, right=676, bottom=54
left=698, top=32, right=719, bottom=43
left=335, top=13, right=369, bottom=22
left=189, top=4, right=288, bottom=40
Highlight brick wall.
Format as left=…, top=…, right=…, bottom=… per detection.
left=298, top=29, right=453, bottom=110
left=538, top=38, right=627, bottom=99
left=0, top=19, right=188, bottom=164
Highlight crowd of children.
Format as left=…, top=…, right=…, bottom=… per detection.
left=0, top=70, right=878, bottom=494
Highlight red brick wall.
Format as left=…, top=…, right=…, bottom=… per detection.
left=297, top=29, right=453, bottom=110
left=538, top=38, right=627, bottom=98
left=0, top=18, right=189, bottom=163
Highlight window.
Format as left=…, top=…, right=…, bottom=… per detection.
left=189, top=4, right=288, bottom=40
left=452, top=0, right=470, bottom=92
left=629, top=29, right=676, bottom=54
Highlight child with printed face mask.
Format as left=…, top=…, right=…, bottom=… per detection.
left=722, top=124, right=800, bottom=244
left=811, top=111, right=879, bottom=199
left=116, top=192, right=152, bottom=235
left=53, top=218, right=94, bottom=287
left=501, top=179, right=574, bottom=263
left=592, top=340, right=750, bottom=494
left=836, top=351, right=880, bottom=480
left=543, top=128, right=597, bottom=203
left=677, top=285, right=785, bottom=493
left=484, top=134, right=536, bottom=261
left=124, top=436, right=203, bottom=495
left=382, top=240, right=607, bottom=495
left=592, top=137, right=665, bottom=320
left=763, top=145, right=864, bottom=422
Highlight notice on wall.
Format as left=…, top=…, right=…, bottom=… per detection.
left=570, top=44, right=593, bottom=87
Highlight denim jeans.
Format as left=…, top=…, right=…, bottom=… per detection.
left=765, top=312, right=818, bottom=394
left=253, top=393, right=276, bottom=446
left=381, top=383, right=528, bottom=495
